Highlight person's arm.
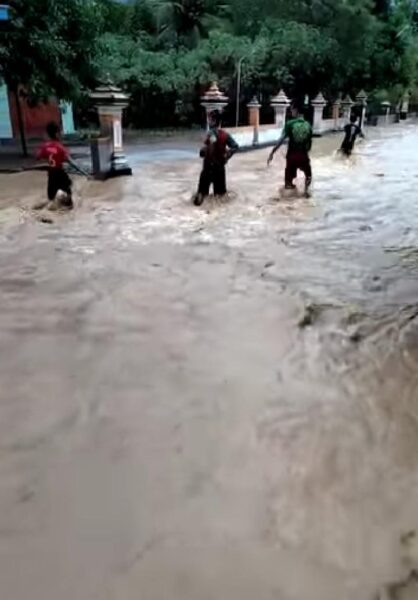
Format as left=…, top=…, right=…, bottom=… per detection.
left=36, top=144, right=46, bottom=161
left=59, top=142, right=89, bottom=177
left=225, top=134, right=239, bottom=162
left=62, top=146, right=90, bottom=177
left=267, top=132, right=286, bottom=164
left=66, top=156, right=90, bottom=177
left=267, top=127, right=288, bottom=165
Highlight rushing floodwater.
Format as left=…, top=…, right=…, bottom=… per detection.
left=1, top=125, right=418, bottom=600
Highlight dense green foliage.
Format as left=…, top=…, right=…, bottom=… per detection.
left=1, top=0, right=418, bottom=126
left=97, top=0, right=418, bottom=126
left=0, top=0, right=102, bottom=98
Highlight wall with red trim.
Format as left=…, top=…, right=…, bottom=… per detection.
left=8, top=89, right=61, bottom=139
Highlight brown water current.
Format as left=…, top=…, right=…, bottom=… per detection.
left=1, top=125, right=418, bottom=599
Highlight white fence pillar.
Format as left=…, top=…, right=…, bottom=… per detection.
left=271, top=90, right=290, bottom=131
left=312, top=92, right=327, bottom=134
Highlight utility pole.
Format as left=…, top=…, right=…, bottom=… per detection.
left=235, top=57, right=245, bottom=128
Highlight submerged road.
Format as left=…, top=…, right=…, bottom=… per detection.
left=1, top=125, right=418, bottom=600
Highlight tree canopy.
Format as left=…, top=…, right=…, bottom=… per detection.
left=1, top=0, right=418, bottom=126
left=0, top=0, right=102, bottom=97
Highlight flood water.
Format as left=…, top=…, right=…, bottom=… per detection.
left=1, top=125, right=418, bottom=600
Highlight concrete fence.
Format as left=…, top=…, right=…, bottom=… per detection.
left=200, top=84, right=404, bottom=150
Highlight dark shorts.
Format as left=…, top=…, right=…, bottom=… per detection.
left=340, top=142, right=354, bottom=156
left=197, top=162, right=227, bottom=196
left=285, top=152, right=312, bottom=186
left=47, top=168, right=72, bottom=202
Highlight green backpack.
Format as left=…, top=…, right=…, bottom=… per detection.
left=292, top=120, right=311, bottom=144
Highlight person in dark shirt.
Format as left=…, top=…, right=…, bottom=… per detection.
left=340, top=113, right=364, bottom=156
left=268, top=102, right=313, bottom=197
left=36, top=121, right=88, bottom=210
left=193, top=110, right=239, bottom=206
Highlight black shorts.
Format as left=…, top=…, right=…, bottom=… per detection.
left=341, top=142, right=354, bottom=156
left=285, top=152, right=312, bottom=185
left=198, top=163, right=227, bottom=196
left=47, top=168, right=72, bottom=202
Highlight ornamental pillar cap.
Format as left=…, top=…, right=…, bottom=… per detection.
left=247, top=95, right=261, bottom=108
left=271, top=90, right=290, bottom=106
left=90, top=76, right=130, bottom=107
left=312, top=92, right=327, bottom=106
left=201, top=82, right=228, bottom=106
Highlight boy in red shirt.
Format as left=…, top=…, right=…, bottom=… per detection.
left=193, top=110, right=239, bottom=206
left=36, top=121, right=87, bottom=210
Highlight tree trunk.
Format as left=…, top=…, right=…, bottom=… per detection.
left=12, top=86, right=28, bottom=157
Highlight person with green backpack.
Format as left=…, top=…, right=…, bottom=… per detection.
left=268, top=102, right=313, bottom=197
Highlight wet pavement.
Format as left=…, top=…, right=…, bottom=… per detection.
left=1, top=125, right=418, bottom=600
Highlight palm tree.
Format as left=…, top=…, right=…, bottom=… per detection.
left=153, top=0, right=229, bottom=48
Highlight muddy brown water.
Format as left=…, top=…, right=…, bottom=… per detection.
left=1, top=125, right=418, bottom=600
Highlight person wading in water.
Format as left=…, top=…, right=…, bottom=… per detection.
left=267, top=102, right=313, bottom=198
left=340, top=113, right=364, bottom=157
left=193, top=110, right=239, bottom=206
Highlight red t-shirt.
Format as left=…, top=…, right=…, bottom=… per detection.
left=37, top=140, right=69, bottom=169
left=202, top=129, right=237, bottom=166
